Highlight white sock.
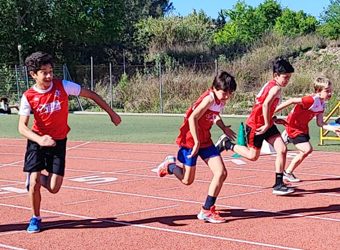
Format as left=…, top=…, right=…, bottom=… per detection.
left=32, top=215, right=41, bottom=220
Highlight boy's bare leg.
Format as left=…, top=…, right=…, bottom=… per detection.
left=29, top=172, right=42, bottom=217
left=205, top=156, right=227, bottom=197
left=173, top=165, right=196, bottom=185
left=40, top=173, right=63, bottom=194
left=233, top=145, right=260, bottom=161
left=286, top=142, right=312, bottom=173
left=268, top=135, right=287, bottom=173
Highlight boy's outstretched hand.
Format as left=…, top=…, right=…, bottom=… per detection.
left=336, top=128, right=340, bottom=137
left=222, top=125, right=236, bottom=141
left=110, top=112, right=122, bottom=126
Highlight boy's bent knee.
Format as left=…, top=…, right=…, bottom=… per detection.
left=30, top=182, right=41, bottom=192
left=248, top=155, right=259, bottom=161
left=219, top=170, right=228, bottom=180
left=48, top=186, right=61, bottom=194
left=277, top=146, right=287, bottom=155
left=303, top=148, right=313, bottom=156
left=181, top=179, right=194, bottom=185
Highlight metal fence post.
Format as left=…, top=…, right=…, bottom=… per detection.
left=159, top=61, right=163, bottom=113
left=14, top=65, right=20, bottom=101
left=24, top=66, right=29, bottom=89
left=90, top=56, right=94, bottom=91
left=109, top=62, right=113, bottom=108
left=215, top=59, right=218, bottom=75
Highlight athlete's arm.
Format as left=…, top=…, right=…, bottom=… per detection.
left=275, top=97, right=302, bottom=113
left=18, top=115, right=56, bottom=146
left=316, top=113, right=327, bottom=127
left=256, top=86, right=281, bottom=135
left=79, top=88, right=121, bottom=126
left=215, top=116, right=236, bottom=140
left=187, top=95, right=213, bottom=158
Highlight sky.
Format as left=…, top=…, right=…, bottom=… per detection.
left=170, top=0, right=330, bottom=19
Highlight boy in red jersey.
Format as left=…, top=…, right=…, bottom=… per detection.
left=274, top=76, right=334, bottom=182
left=18, top=52, right=121, bottom=233
left=216, top=58, right=295, bottom=195
left=156, top=71, right=237, bottom=223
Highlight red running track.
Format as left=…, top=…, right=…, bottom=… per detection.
left=0, top=138, right=339, bottom=250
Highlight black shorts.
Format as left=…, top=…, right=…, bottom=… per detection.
left=23, top=138, right=67, bottom=176
left=246, top=124, right=280, bottom=149
left=288, top=134, right=310, bottom=145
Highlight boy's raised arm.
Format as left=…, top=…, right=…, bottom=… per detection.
left=79, top=88, right=121, bottom=126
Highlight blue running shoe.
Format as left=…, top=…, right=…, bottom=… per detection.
left=27, top=217, right=41, bottom=233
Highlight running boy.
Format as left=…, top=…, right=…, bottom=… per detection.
left=156, top=71, right=237, bottom=223
left=18, top=52, right=121, bottom=233
left=274, top=76, right=333, bottom=182
left=216, top=57, right=295, bottom=195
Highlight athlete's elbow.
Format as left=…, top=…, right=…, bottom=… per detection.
left=18, top=124, right=24, bottom=135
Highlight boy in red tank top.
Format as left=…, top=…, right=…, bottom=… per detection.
left=216, top=58, right=295, bottom=195
left=156, top=71, right=237, bottom=223
left=18, top=52, right=121, bottom=233
left=274, top=77, right=334, bottom=182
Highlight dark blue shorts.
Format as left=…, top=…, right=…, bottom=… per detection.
left=246, top=124, right=280, bottom=149
left=177, top=145, right=220, bottom=167
left=23, top=138, right=67, bottom=176
left=289, top=134, right=310, bottom=145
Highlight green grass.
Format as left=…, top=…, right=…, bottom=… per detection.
left=1, top=113, right=339, bottom=151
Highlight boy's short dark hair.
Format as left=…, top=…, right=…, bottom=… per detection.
left=25, top=52, right=54, bottom=73
left=0, top=97, right=8, bottom=102
left=213, top=71, right=237, bottom=93
left=273, top=57, right=294, bottom=74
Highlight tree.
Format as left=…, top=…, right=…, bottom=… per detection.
left=318, top=0, right=340, bottom=39
left=0, top=0, right=173, bottom=65
left=274, top=9, right=318, bottom=36
left=213, top=0, right=282, bottom=46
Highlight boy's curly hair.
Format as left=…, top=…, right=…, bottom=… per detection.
left=25, top=52, right=54, bottom=73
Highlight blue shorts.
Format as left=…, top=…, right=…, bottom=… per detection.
left=177, top=145, right=220, bottom=167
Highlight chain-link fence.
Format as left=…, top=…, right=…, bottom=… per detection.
left=0, top=60, right=256, bottom=114
left=0, top=64, right=65, bottom=102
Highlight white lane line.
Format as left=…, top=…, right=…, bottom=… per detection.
left=67, top=141, right=91, bottom=150
left=231, top=159, right=247, bottom=165
left=66, top=168, right=265, bottom=189
left=219, top=190, right=265, bottom=200
left=0, top=203, right=301, bottom=250
left=234, top=175, right=255, bottom=180
left=0, top=243, right=27, bottom=250
left=157, top=187, right=181, bottom=192
left=92, top=178, right=148, bottom=186
left=0, top=160, right=24, bottom=168
left=64, top=199, right=98, bottom=205
left=321, top=193, right=340, bottom=197
left=113, top=204, right=179, bottom=217
left=0, top=142, right=90, bottom=168
left=0, top=194, right=27, bottom=200
left=60, top=185, right=340, bottom=223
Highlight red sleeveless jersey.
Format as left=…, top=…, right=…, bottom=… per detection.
left=246, top=80, right=280, bottom=129
left=23, top=79, right=70, bottom=139
left=176, top=89, right=225, bottom=148
left=286, top=95, right=325, bottom=138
